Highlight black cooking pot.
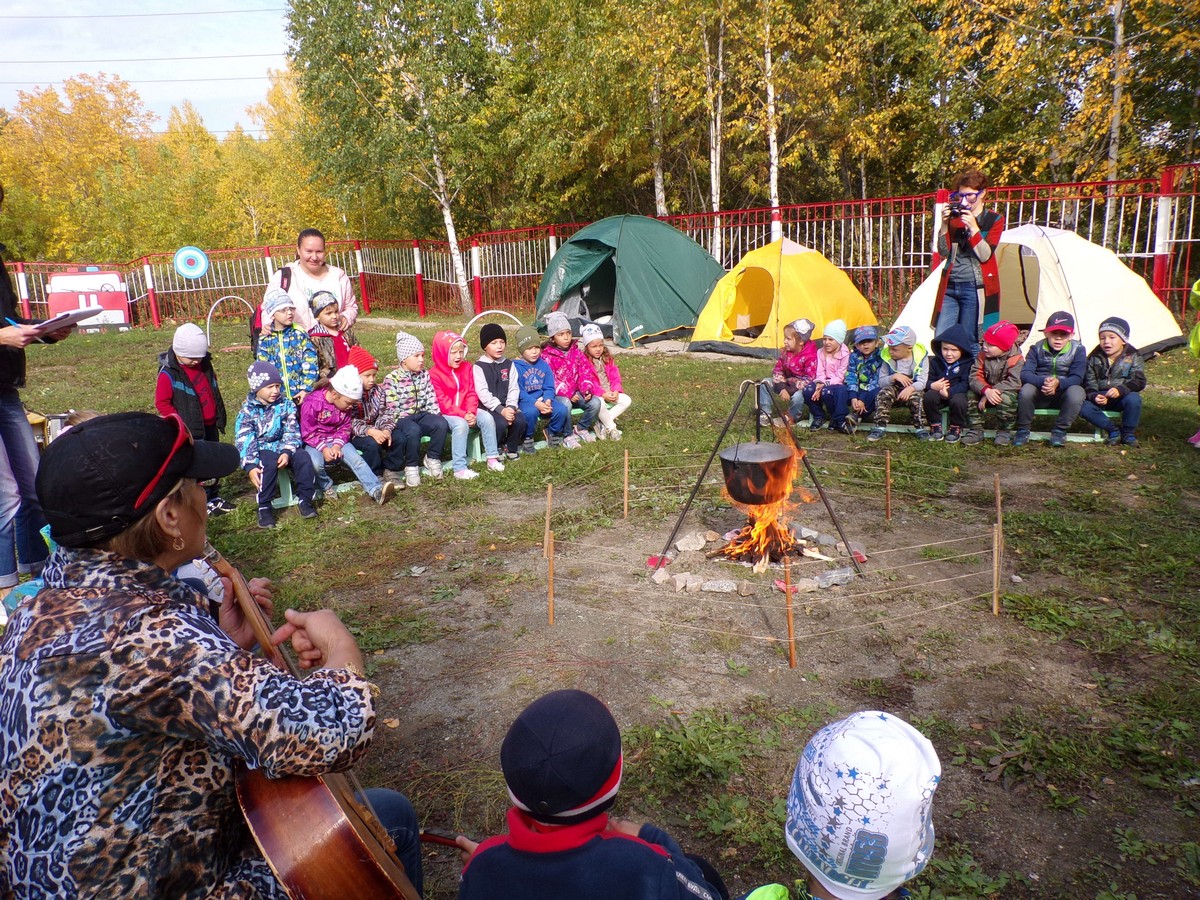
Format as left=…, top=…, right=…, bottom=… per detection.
left=718, top=441, right=795, bottom=505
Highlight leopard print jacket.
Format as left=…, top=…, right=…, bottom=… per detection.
left=0, top=547, right=378, bottom=898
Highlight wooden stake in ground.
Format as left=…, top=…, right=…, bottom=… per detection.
left=784, top=556, right=796, bottom=669
left=623, top=449, right=629, bottom=519
left=992, top=524, right=1001, bottom=616
left=548, top=531, right=555, bottom=625
left=994, top=472, right=1004, bottom=555
left=885, top=449, right=892, bottom=522
left=543, top=482, right=553, bottom=559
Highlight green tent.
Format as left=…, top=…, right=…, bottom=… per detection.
left=534, top=215, right=725, bottom=348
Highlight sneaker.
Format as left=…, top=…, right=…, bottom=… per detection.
left=1122, top=432, right=1138, bottom=447
left=1049, top=430, right=1067, bottom=448
left=608, top=428, right=622, bottom=441
left=323, top=485, right=339, bottom=501
left=208, top=496, right=236, bottom=515
left=404, top=466, right=421, bottom=488
left=453, top=468, right=479, bottom=480
left=809, top=418, right=826, bottom=431
left=504, top=450, right=521, bottom=461
left=1105, top=430, right=1121, bottom=446
left=836, top=420, right=855, bottom=435
left=929, top=425, right=944, bottom=442
left=298, top=498, right=318, bottom=519
left=576, top=426, right=597, bottom=444
left=423, top=455, right=444, bottom=479
left=522, top=438, right=537, bottom=455
left=867, top=427, right=885, bottom=442
left=915, top=428, right=932, bottom=441
left=1188, top=428, right=1200, bottom=445
left=383, top=469, right=403, bottom=487
left=372, top=481, right=396, bottom=505
left=561, top=434, right=581, bottom=450
left=758, top=412, right=773, bottom=427
left=256, top=506, right=275, bottom=529
left=486, top=457, right=506, bottom=472
left=1011, top=429, right=1031, bottom=447
left=945, top=426, right=962, bottom=444
left=961, top=428, right=984, bottom=446
left=993, top=430, right=1011, bottom=447
left=594, top=424, right=608, bottom=441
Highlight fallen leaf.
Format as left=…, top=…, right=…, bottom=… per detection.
left=488, top=544, right=496, bottom=550
left=383, top=718, right=400, bottom=729
left=1126, top=473, right=1137, bottom=480
left=387, top=588, right=395, bottom=595
left=1081, top=683, right=1098, bottom=689
left=356, top=571, right=367, bottom=576
left=970, top=723, right=985, bottom=731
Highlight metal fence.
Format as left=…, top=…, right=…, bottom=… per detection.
left=8, top=164, right=1199, bottom=329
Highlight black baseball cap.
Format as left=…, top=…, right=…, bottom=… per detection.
left=37, top=412, right=239, bottom=547
left=1042, top=311, right=1075, bottom=334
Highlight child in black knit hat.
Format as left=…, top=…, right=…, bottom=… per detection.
left=455, top=689, right=728, bottom=900
left=473, top=322, right=526, bottom=465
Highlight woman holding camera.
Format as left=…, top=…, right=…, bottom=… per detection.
left=931, top=168, right=1005, bottom=356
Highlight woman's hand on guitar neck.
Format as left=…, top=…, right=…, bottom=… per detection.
left=218, top=576, right=275, bottom=651
left=272, top=608, right=366, bottom=674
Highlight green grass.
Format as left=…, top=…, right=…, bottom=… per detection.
left=12, top=319, right=1200, bottom=897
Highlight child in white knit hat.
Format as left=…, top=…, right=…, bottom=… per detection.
left=154, top=323, right=232, bottom=515
left=579, top=323, right=631, bottom=441
left=778, top=711, right=941, bottom=900
left=299, top=366, right=395, bottom=505
left=382, top=331, right=449, bottom=487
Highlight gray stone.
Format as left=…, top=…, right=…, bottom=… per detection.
left=703, top=530, right=722, bottom=543
left=793, top=577, right=820, bottom=594
left=796, top=526, right=820, bottom=540
left=817, top=532, right=838, bottom=547
left=685, top=575, right=704, bottom=593
left=1010, top=574, right=1024, bottom=584
left=737, top=581, right=754, bottom=597
left=672, top=573, right=691, bottom=592
left=651, top=567, right=671, bottom=585
left=675, top=532, right=707, bottom=552
left=701, top=580, right=738, bottom=594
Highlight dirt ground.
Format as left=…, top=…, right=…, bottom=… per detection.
left=342, top=441, right=1194, bottom=899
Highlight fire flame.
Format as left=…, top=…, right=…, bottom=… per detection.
left=720, top=436, right=814, bottom=566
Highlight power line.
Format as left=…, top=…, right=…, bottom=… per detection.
left=0, top=8, right=285, bottom=19
left=0, top=75, right=295, bottom=85
left=0, top=54, right=284, bottom=64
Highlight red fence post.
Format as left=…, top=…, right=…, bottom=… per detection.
left=471, top=239, right=483, bottom=314
left=13, top=262, right=31, bottom=318
left=1152, top=168, right=1174, bottom=305
left=413, top=240, right=426, bottom=318
left=143, top=257, right=162, bottom=328
left=353, top=240, right=371, bottom=315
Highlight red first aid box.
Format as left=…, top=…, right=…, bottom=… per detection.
left=45, top=270, right=131, bottom=331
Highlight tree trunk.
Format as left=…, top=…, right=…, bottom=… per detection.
left=650, top=77, right=668, bottom=217
left=703, top=16, right=726, bottom=263
left=764, top=4, right=780, bottom=219
left=1103, top=0, right=1125, bottom=248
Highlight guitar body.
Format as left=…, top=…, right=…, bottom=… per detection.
left=236, top=765, right=420, bottom=900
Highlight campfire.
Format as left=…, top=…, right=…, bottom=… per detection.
left=712, top=437, right=814, bottom=569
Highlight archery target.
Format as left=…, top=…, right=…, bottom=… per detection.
left=173, top=246, right=210, bottom=279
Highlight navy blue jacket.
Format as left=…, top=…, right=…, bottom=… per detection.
left=928, top=324, right=974, bottom=396
left=1021, top=338, right=1086, bottom=393
left=459, top=808, right=721, bottom=900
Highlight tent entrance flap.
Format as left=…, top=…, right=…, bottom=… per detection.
left=996, top=244, right=1042, bottom=327
left=731, top=267, right=777, bottom=336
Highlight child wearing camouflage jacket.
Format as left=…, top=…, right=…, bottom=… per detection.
left=843, top=325, right=885, bottom=434
left=965, top=321, right=1024, bottom=446
left=256, top=288, right=319, bottom=405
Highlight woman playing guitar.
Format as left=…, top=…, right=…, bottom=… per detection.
left=0, top=412, right=422, bottom=898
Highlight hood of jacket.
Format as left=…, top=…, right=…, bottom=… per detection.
left=932, top=323, right=975, bottom=357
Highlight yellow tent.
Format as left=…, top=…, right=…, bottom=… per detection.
left=689, top=238, right=878, bottom=358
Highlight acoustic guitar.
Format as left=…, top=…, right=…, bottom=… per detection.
left=205, top=543, right=420, bottom=900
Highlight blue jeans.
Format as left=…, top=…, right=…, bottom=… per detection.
left=573, top=395, right=602, bottom=429
left=1079, top=393, right=1142, bottom=433
left=360, top=788, right=423, bottom=897
left=443, top=415, right=472, bottom=472
left=847, top=387, right=880, bottom=422
left=757, top=384, right=806, bottom=421
left=474, top=409, right=500, bottom=458
left=305, top=443, right=383, bottom=496
left=935, top=279, right=980, bottom=355
left=0, top=388, right=48, bottom=587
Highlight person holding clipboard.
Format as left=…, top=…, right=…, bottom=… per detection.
left=0, top=182, right=75, bottom=605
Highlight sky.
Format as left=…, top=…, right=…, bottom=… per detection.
left=0, top=2, right=289, bottom=136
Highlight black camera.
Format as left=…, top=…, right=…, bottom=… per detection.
left=946, top=193, right=970, bottom=216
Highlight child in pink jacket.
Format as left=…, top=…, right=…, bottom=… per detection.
left=300, top=366, right=395, bottom=504
left=540, top=311, right=602, bottom=444
left=430, top=329, right=503, bottom=480
left=801, top=319, right=851, bottom=431
left=579, top=323, right=630, bottom=441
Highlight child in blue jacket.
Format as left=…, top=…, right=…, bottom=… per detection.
left=256, top=289, right=319, bottom=406
left=513, top=326, right=572, bottom=451
left=921, top=324, right=974, bottom=442
left=455, top=690, right=727, bottom=900
left=1014, top=310, right=1087, bottom=447
left=843, top=325, right=885, bottom=434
